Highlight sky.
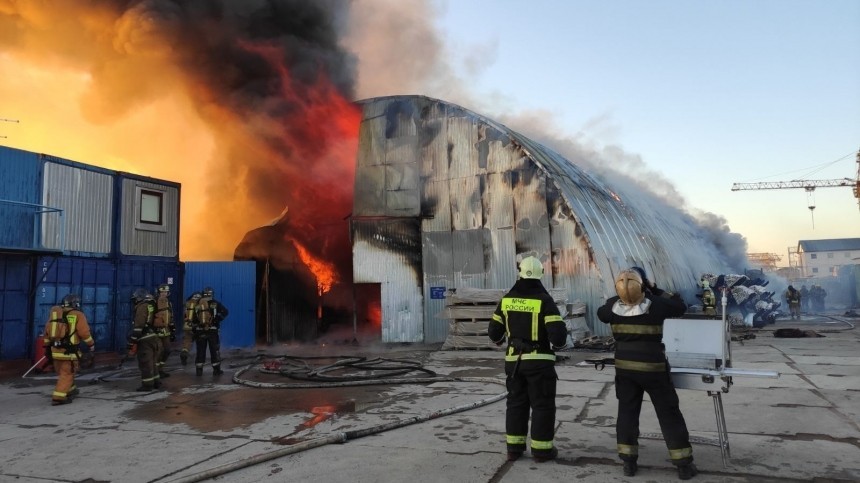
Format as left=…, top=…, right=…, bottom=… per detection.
left=420, top=0, right=860, bottom=265
left=0, top=0, right=858, bottom=267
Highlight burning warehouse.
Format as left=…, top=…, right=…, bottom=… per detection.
left=348, top=95, right=744, bottom=342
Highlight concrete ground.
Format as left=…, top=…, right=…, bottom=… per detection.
left=1, top=314, right=858, bottom=483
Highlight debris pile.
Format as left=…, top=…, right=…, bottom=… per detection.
left=700, top=273, right=783, bottom=328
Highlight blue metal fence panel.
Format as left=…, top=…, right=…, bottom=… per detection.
left=115, top=258, right=182, bottom=351
left=0, top=146, right=42, bottom=250
left=183, top=261, right=256, bottom=348
left=0, top=255, right=34, bottom=360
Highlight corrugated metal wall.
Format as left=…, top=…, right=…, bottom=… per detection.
left=32, top=256, right=115, bottom=355
left=352, top=218, right=424, bottom=343
left=119, top=177, right=180, bottom=257
left=355, top=96, right=736, bottom=341
left=42, top=162, right=113, bottom=254
left=0, top=255, right=33, bottom=360
left=0, top=147, right=42, bottom=250
left=183, top=261, right=256, bottom=348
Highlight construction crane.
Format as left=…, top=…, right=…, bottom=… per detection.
left=731, top=149, right=860, bottom=226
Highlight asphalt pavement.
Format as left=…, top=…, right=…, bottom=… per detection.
left=1, top=314, right=858, bottom=483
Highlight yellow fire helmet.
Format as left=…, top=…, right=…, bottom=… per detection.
left=519, top=256, right=544, bottom=280
left=615, top=269, right=645, bottom=305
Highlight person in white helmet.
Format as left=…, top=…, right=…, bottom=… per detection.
left=488, top=256, right=567, bottom=463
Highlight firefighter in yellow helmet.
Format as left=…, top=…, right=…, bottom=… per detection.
left=128, top=288, right=161, bottom=391
left=180, top=292, right=202, bottom=366
left=193, top=286, right=229, bottom=376
left=488, top=256, right=567, bottom=463
left=153, top=283, right=175, bottom=379
left=597, top=267, right=697, bottom=479
left=43, top=294, right=95, bottom=405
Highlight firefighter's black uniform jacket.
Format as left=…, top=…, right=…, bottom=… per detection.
left=488, top=278, right=567, bottom=457
left=597, top=289, right=693, bottom=465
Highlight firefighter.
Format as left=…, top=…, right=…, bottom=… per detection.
left=597, top=267, right=697, bottom=479
left=700, top=280, right=717, bottom=317
left=43, top=294, right=95, bottom=405
left=180, top=292, right=202, bottom=366
left=128, top=288, right=161, bottom=391
left=784, top=285, right=801, bottom=320
left=153, top=283, right=175, bottom=378
left=193, top=286, right=229, bottom=376
left=799, top=285, right=809, bottom=313
left=488, top=256, right=567, bottom=463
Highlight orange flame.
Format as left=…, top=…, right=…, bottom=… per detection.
left=292, top=239, right=338, bottom=294
left=302, top=405, right=337, bottom=428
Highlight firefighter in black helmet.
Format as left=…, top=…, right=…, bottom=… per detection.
left=488, top=256, right=567, bottom=463
left=193, top=286, right=229, bottom=376
left=597, top=267, right=697, bottom=479
left=128, top=288, right=161, bottom=391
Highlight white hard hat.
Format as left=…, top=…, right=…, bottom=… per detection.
left=519, top=256, right=544, bottom=280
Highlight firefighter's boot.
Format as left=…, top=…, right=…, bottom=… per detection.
left=180, top=352, right=188, bottom=365
left=212, top=366, right=224, bottom=376
left=677, top=463, right=698, bottom=480
left=159, top=370, right=171, bottom=378
left=196, top=367, right=203, bottom=376
left=533, top=447, right=558, bottom=463
left=623, top=460, right=638, bottom=476
left=135, top=384, right=154, bottom=392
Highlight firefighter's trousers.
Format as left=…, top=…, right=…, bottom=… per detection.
left=181, top=326, right=193, bottom=357
left=52, top=358, right=79, bottom=403
left=158, top=334, right=171, bottom=371
left=195, top=331, right=221, bottom=370
left=137, top=336, right=162, bottom=388
left=614, top=368, right=693, bottom=465
left=504, top=359, right=557, bottom=457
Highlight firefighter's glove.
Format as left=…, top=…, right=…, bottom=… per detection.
left=670, top=292, right=683, bottom=302
left=126, top=342, right=138, bottom=356
left=169, top=330, right=176, bottom=342
left=89, top=345, right=96, bottom=352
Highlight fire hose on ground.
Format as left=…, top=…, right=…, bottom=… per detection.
left=157, top=355, right=508, bottom=483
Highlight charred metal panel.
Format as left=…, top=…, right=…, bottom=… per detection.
left=421, top=230, right=454, bottom=343
left=450, top=175, right=483, bottom=231
left=485, top=228, right=518, bottom=289
left=418, top=102, right=449, bottom=182
left=42, top=162, right=113, bottom=254
left=118, top=177, right=179, bottom=258
left=352, top=218, right=423, bottom=343
left=511, top=168, right=552, bottom=283
left=447, top=115, right=481, bottom=179
left=452, top=229, right=486, bottom=288
left=421, top=179, right=451, bottom=233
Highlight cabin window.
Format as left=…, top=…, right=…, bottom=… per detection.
left=134, top=186, right=168, bottom=233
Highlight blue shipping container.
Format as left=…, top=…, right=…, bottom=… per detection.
left=184, top=261, right=256, bottom=349
left=32, top=256, right=115, bottom=356
left=0, top=147, right=43, bottom=250
left=0, top=255, right=34, bottom=360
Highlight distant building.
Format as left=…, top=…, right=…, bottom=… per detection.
left=796, top=238, right=860, bottom=278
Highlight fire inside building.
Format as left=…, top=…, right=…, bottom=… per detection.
left=236, top=95, right=744, bottom=344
